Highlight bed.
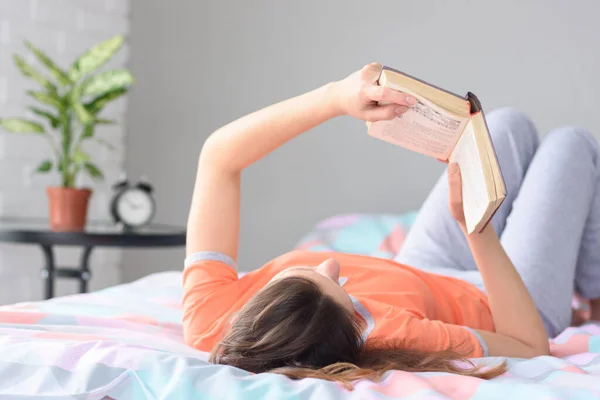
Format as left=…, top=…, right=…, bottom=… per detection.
left=0, top=212, right=598, bottom=399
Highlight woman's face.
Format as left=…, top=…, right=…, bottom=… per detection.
left=268, top=258, right=354, bottom=313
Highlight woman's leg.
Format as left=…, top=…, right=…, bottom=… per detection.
left=500, top=127, right=600, bottom=337
left=395, top=108, right=539, bottom=274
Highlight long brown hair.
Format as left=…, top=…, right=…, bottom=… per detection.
left=210, top=277, right=506, bottom=389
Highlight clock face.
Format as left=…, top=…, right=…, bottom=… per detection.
left=116, top=188, right=154, bottom=227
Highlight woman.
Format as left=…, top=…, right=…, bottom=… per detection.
left=183, top=62, right=600, bottom=385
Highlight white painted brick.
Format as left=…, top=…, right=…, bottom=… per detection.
left=54, top=246, right=82, bottom=267
left=31, top=0, right=82, bottom=31
left=0, top=188, right=49, bottom=218
left=0, top=0, right=34, bottom=22
left=0, top=243, right=43, bottom=275
left=61, top=0, right=130, bottom=17
left=82, top=124, right=125, bottom=163
left=0, top=274, right=33, bottom=304
left=93, top=248, right=123, bottom=267
left=53, top=246, right=108, bottom=268
left=0, top=76, right=7, bottom=103
left=79, top=171, right=123, bottom=195
left=83, top=143, right=125, bottom=169
left=88, top=263, right=121, bottom=291
left=0, top=50, right=12, bottom=73
left=3, top=78, right=37, bottom=105
left=1, top=19, right=62, bottom=55
left=87, top=192, right=110, bottom=220
left=106, top=0, right=130, bottom=17
left=0, top=134, right=55, bottom=162
left=79, top=11, right=129, bottom=35
left=0, top=160, right=32, bottom=187
left=0, top=20, right=10, bottom=44
left=54, top=261, right=121, bottom=296
left=26, top=165, right=62, bottom=188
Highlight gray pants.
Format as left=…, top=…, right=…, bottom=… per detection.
left=394, top=108, right=600, bottom=338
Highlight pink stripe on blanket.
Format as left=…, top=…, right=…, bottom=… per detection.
left=371, top=370, right=482, bottom=398
left=0, top=311, right=47, bottom=324
left=378, top=224, right=406, bottom=254
left=550, top=335, right=590, bottom=358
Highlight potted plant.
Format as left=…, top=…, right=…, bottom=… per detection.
left=0, top=35, right=134, bottom=231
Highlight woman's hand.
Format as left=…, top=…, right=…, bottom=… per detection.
left=447, top=163, right=467, bottom=233
left=332, top=62, right=417, bottom=122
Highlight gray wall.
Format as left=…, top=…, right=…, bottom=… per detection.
left=124, top=0, right=600, bottom=279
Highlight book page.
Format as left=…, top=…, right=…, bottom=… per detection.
left=471, top=112, right=506, bottom=200
left=368, top=96, right=469, bottom=160
left=449, top=120, right=490, bottom=234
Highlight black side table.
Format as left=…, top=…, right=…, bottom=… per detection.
left=0, top=219, right=186, bottom=299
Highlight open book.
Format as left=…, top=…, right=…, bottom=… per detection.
left=368, top=66, right=506, bottom=234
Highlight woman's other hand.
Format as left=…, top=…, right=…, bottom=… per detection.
left=333, top=62, right=416, bottom=122
left=447, top=163, right=467, bottom=232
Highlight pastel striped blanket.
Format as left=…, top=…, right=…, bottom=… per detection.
left=0, top=213, right=597, bottom=399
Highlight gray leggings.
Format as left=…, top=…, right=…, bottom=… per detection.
left=394, top=108, right=600, bottom=338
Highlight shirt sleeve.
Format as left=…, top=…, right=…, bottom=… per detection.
left=182, top=252, right=240, bottom=352
left=371, top=309, right=488, bottom=358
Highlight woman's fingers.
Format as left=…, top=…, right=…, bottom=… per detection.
left=448, top=163, right=465, bottom=224
left=359, top=62, right=383, bottom=83
left=363, top=84, right=417, bottom=107
left=365, top=104, right=409, bottom=122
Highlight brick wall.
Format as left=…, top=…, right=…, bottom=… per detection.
left=0, top=0, right=131, bottom=303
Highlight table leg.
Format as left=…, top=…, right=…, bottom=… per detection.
left=79, top=246, right=93, bottom=293
left=40, top=245, right=55, bottom=300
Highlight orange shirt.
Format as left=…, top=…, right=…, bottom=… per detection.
left=183, top=251, right=494, bottom=358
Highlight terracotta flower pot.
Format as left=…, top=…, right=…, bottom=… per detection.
left=46, top=187, right=92, bottom=232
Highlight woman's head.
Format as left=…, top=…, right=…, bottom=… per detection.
left=210, top=264, right=363, bottom=373
left=269, top=258, right=354, bottom=312
left=210, top=259, right=507, bottom=388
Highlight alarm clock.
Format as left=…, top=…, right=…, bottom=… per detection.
left=110, top=175, right=156, bottom=229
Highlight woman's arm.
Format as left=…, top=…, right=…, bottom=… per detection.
left=186, top=63, right=416, bottom=259
left=448, top=163, right=550, bottom=357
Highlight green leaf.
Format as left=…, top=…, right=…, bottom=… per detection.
left=69, top=88, right=91, bottom=124
left=0, top=118, right=45, bottom=134
left=24, top=41, right=71, bottom=87
left=83, top=162, right=104, bottom=181
left=82, top=124, right=94, bottom=139
left=13, top=55, right=54, bottom=90
left=27, top=90, right=62, bottom=109
left=95, top=119, right=116, bottom=124
left=35, top=160, right=53, bottom=172
left=63, top=172, right=75, bottom=188
left=73, top=101, right=93, bottom=124
left=73, top=147, right=90, bottom=164
left=69, top=35, right=125, bottom=81
left=28, top=107, right=60, bottom=129
left=82, top=69, right=134, bottom=97
left=85, top=87, right=127, bottom=115
left=93, top=137, right=116, bottom=151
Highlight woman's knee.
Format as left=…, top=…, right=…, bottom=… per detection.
left=486, top=107, right=539, bottom=153
left=543, top=126, right=599, bottom=164
left=487, top=108, right=534, bottom=130
left=484, top=108, right=539, bottom=171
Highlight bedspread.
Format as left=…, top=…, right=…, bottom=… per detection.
left=0, top=212, right=598, bottom=399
